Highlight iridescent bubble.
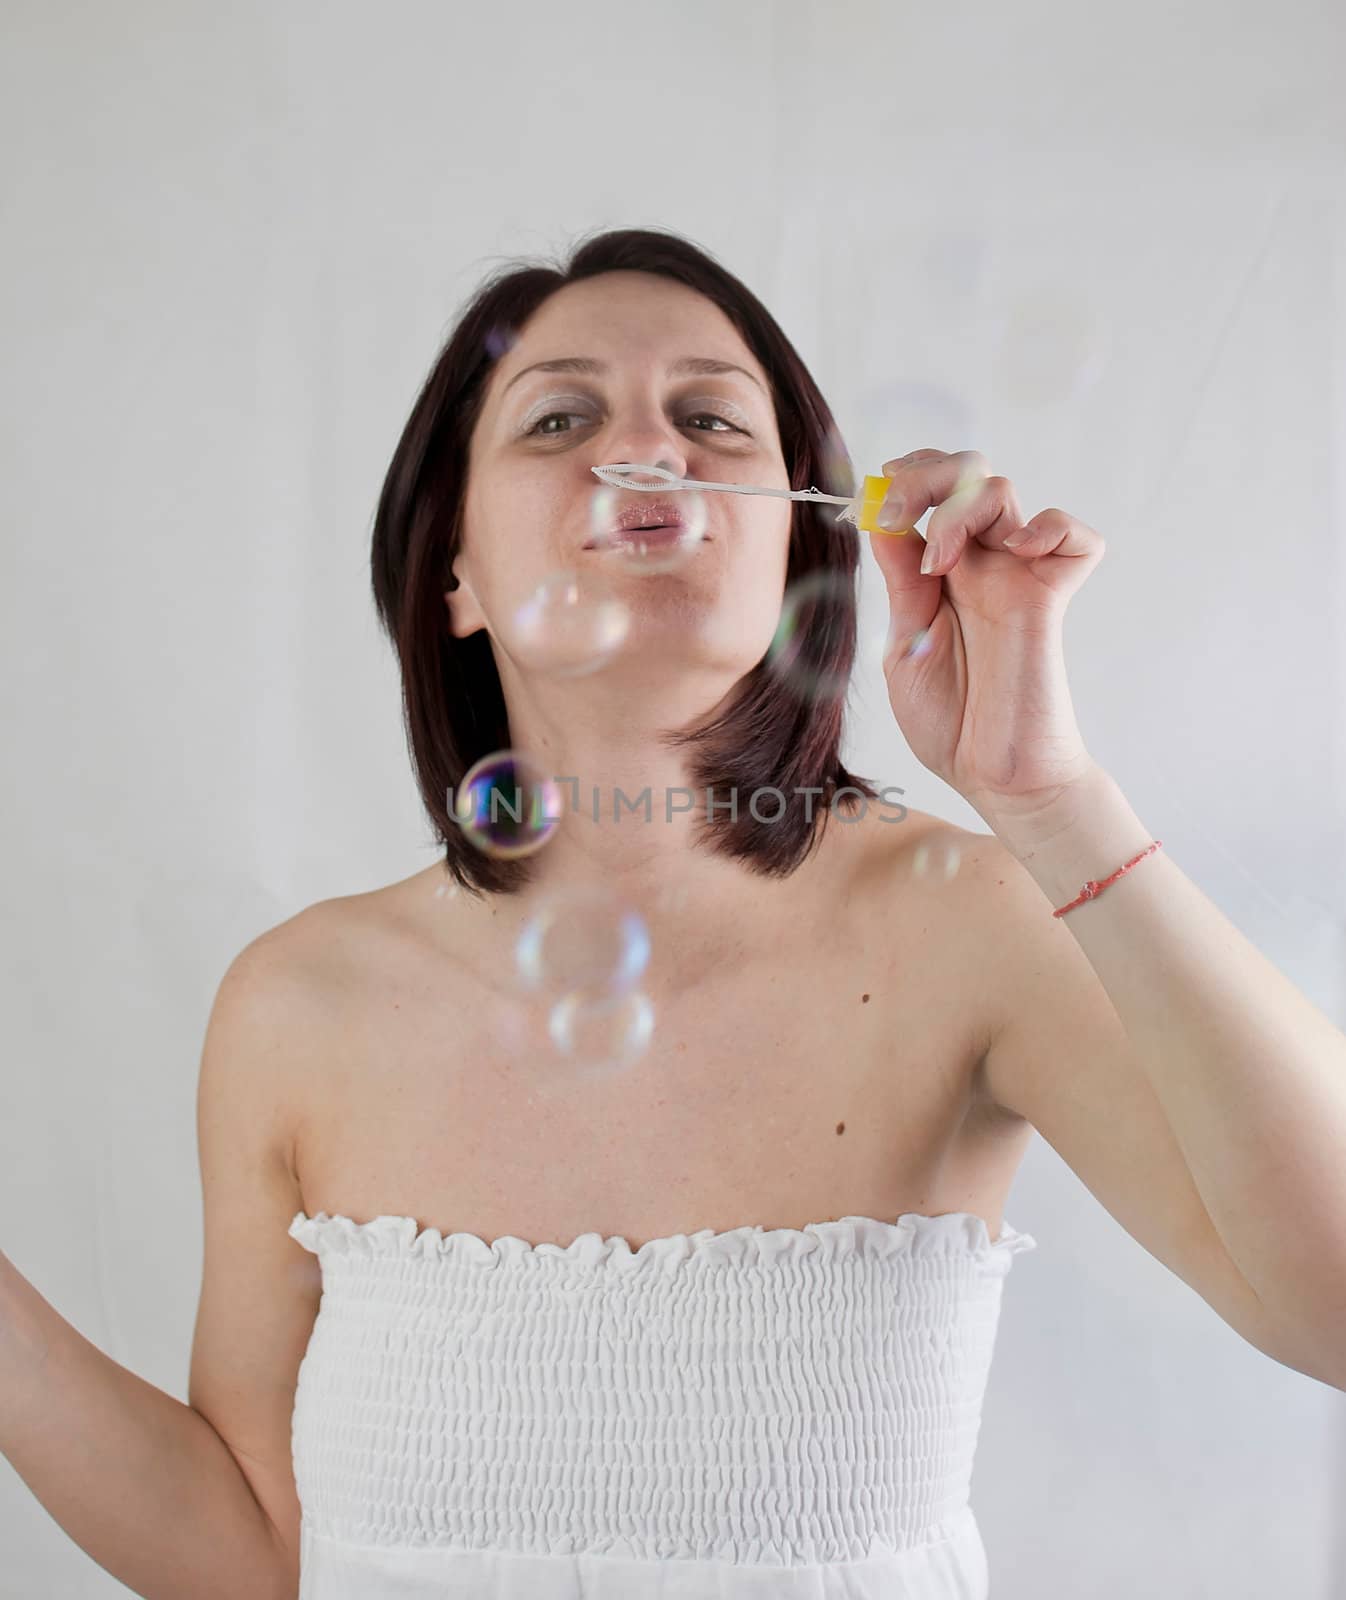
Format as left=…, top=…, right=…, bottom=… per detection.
left=912, top=835, right=962, bottom=883
left=991, top=284, right=1111, bottom=410
left=879, top=617, right=937, bottom=666
left=920, top=228, right=992, bottom=312
left=516, top=883, right=650, bottom=997
left=548, top=988, right=655, bottom=1076
left=817, top=422, right=855, bottom=498
left=587, top=484, right=710, bottom=575
left=654, top=880, right=690, bottom=915
left=484, top=323, right=517, bottom=362
left=856, top=378, right=976, bottom=488
left=451, top=749, right=563, bottom=859
left=764, top=569, right=857, bottom=702
left=507, top=567, right=631, bottom=678
left=854, top=591, right=900, bottom=680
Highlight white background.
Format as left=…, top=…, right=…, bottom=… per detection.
left=2, top=1, right=1344, bottom=1594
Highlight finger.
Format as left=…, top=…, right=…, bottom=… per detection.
left=879, top=448, right=947, bottom=477
left=874, top=448, right=989, bottom=534
left=1001, top=508, right=1107, bottom=601
left=921, top=475, right=1026, bottom=573
left=1002, top=507, right=1106, bottom=562
left=866, top=523, right=941, bottom=648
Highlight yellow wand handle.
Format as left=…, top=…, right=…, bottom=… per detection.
left=853, top=474, right=914, bottom=535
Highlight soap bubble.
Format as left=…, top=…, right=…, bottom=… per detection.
left=912, top=834, right=962, bottom=883
left=816, top=422, right=856, bottom=502
left=548, top=988, right=655, bottom=1076
left=587, top=484, right=710, bottom=575
left=451, top=749, right=563, bottom=859
left=920, top=228, right=992, bottom=312
left=879, top=616, right=936, bottom=667
left=654, top=880, right=690, bottom=915
left=764, top=569, right=857, bottom=702
left=858, top=378, right=976, bottom=483
left=483, top=323, right=517, bottom=362
left=507, top=567, right=631, bottom=678
left=516, top=883, right=650, bottom=997
left=991, top=283, right=1111, bottom=410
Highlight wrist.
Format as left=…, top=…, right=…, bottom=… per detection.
left=979, top=764, right=1159, bottom=911
left=969, top=760, right=1114, bottom=860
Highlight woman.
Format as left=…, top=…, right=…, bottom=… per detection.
left=4, top=226, right=1345, bottom=1600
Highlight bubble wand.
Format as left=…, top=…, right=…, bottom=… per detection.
left=591, top=463, right=911, bottom=535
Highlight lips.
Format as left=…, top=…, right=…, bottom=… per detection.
left=583, top=498, right=707, bottom=550
left=611, top=498, right=684, bottom=533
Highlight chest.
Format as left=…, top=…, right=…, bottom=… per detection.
left=296, top=868, right=998, bottom=1251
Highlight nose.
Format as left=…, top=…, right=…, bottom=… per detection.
left=591, top=415, right=688, bottom=487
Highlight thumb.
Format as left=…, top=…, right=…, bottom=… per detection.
left=866, top=526, right=940, bottom=651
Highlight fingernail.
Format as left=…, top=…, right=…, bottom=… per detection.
left=876, top=506, right=903, bottom=531
left=920, top=540, right=938, bottom=575
left=1003, top=529, right=1029, bottom=549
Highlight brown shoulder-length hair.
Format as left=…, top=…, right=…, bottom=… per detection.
left=370, top=225, right=880, bottom=898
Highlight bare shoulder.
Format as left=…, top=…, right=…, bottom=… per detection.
left=234, top=871, right=456, bottom=1041
left=848, top=795, right=1006, bottom=906
left=239, top=876, right=418, bottom=985
left=213, top=893, right=388, bottom=1122
left=849, top=800, right=1023, bottom=1098
left=226, top=897, right=357, bottom=1016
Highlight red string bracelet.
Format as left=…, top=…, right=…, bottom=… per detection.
left=1052, top=840, right=1164, bottom=918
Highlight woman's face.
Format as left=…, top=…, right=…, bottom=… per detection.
left=447, top=270, right=793, bottom=684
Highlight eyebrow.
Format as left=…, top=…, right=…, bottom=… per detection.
left=501, top=355, right=767, bottom=397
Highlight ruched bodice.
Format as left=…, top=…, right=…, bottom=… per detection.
left=286, top=1208, right=1036, bottom=1599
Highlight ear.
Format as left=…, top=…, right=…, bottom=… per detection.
left=443, top=559, right=487, bottom=639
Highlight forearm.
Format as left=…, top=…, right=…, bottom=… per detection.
left=983, top=763, right=1346, bottom=1381
left=0, top=1248, right=291, bottom=1600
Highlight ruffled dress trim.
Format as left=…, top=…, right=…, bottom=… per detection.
left=288, top=1207, right=1036, bottom=1272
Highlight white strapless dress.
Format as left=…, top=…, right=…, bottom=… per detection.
left=286, top=1207, right=1036, bottom=1599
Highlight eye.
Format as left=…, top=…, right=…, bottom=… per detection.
left=527, top=411, right=744, bottom=438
